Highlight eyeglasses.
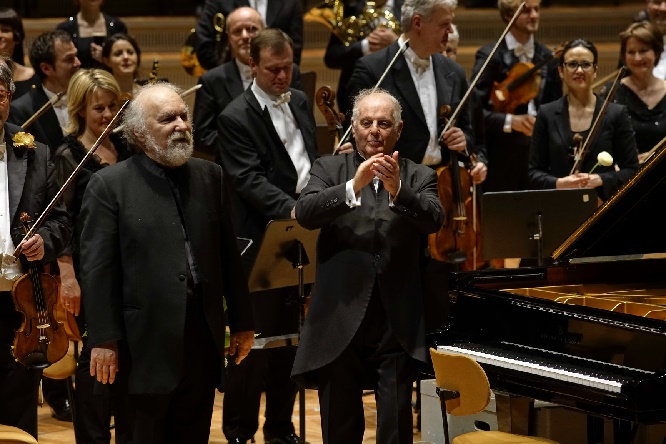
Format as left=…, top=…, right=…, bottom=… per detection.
left=562, top=61, right=595, bottom=72
left=0, top=90, right=11, bottom=105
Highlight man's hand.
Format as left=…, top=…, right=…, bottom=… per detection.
left=470, top=161, right=487, bottom=185
left=368, top=28, right=398, bottom=52
left=440, top=127, right=466, bottom=152
left=90, top=342, right=119, bottom=384
left=372, top=151, right=401, bottom=196
left=19, top=234, right=45, bottom=261
left=334, top=141, right=354, bottom=155
left=511, top=114, right=536, bottom=136
left=229, top=330, right=254, bottom=364
left=353, top=153, right=384, bottom=194
left=58, top=256, right=81, bottom=316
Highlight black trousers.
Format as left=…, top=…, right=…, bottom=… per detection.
left=126, top=296, right=220, bottom=444
left=316, top=287, right=419, bottom=444
left=0, top=291, right=41, bottom=438
left=222, top=287, right=300, bottom=440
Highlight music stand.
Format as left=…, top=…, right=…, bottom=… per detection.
left=482, top=189, right=597, bottom=265
left=247, top=219, right=319, bottom=442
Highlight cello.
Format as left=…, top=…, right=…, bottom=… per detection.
left=315, top=85, right=345, bottom=151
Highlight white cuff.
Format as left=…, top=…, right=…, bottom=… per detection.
left=503, top=114, right=513, bottom=133
left=346, top=179, right=362, bottom=207
left=389, top=180, right=401, bottom=207
left=361, top=38, right=371, bottom=56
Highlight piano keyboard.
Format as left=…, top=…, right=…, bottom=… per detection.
left=437, top=343, right=646, bottom=394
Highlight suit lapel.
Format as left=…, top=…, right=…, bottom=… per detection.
left=226, top=62, right=246, bottom=98
left=31, top=88, right=62, bottom=149
left=433, top=55, right=456, bottom=114
left=244, top=89, right=285, bottom=150
left=265, top=0, right=280, bottom=26
left=5, top=127, right=28, bottom=223
left=552, top=97, right=571, bottom=150
left=388, top=44, right=426, bottom=127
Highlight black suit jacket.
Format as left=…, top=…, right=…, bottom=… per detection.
left=9, top=87, right=64, bottom=156
left=79, top=154, right=253, bottom=394
left=0, top=123, right=72, bottom=341
left=347, top=42, right=478, bottom=165
left=472, top=40, right=562, bottom=192
left=217, top=88, right=318, bottom=269
left=290, top=152, right=443, bottom=388
left=323, top=0, right=403, bottom=115
left=193, top=61, right=303, bottom=157
left=196, top=0, right=303, bottom=69
left=528, top=96, right=639, bottom=201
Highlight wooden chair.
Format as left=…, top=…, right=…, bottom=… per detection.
left=42, top=353, right=77, bottom=425
left=429, top=348, right=559, bottom=444
left=0, top=425, right=38, bottom=443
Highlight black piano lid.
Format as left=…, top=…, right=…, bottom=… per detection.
left=553, top=143, right=666, bottom=263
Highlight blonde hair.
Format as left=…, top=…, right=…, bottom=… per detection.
left=66, top=69, right=121, bottom=137
left=498, top=0, right=540, bottom=22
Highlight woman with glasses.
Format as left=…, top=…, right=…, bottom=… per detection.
left=607, top=21, right=666, bottom=162
left=528, top=38, right=639, bottom=201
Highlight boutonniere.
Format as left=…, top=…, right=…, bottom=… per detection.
left=12, top=132, right=37, bottom=150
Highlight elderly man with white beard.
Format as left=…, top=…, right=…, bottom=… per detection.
left=78, top=83, right=255, bottom=444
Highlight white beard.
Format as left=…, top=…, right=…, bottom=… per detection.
left=144, top=131, right=194, bottom=168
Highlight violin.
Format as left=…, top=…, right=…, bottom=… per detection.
left=11, top=213, right=69, bottom=369
left=315, top=86, right=345, bottom=153
left=428, top=106, right=484, bottom=271
left=491, top=45, right=563, bottom=114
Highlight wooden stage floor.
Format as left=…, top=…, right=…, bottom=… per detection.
left=36, top=388, right=423, bottom=443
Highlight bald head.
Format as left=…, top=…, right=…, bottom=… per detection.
left=227, top=6, right=264, bottom=64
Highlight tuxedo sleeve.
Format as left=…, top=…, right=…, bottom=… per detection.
left=79, top=173, right=124, bottom=347
left=217, top=110, right=296, bottom=220
left=596, top=106, right=639, bottom=200
left=391, top=165, right=443, bottom=233
left=346, top=57, right=376, bottom=105
left=193, top=73, right=223, bottom=156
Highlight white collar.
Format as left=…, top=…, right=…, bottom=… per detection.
left=505, top=32, right=535, bottom=51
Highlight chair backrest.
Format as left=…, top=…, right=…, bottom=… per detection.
left=429, top=348, right=491, bottom=416
left=300, top=71, right=317, bottom=107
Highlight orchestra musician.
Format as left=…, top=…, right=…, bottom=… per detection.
left=216, top=28, right=317, bottom=444
left=631, top=0, right=666, bottom=78
left=528, top=38, right=639, bottom=202
left=9, top=30, right=81, bottom=156
left=0, top=60, right=72, bottom=439
left=323, top=0, right=403, bottom=116
left=471, top=0, right=561, bottom=193
left=291, top=89, right=443, bottom=443
left=193, top=6, right=302, bottom=159
left=196, top=0, right=303, bottom=69
left=0, top=8, right=39, bottom=98
left=101, top=33, right=143, bottom=97
left=79, top=83, right=254, bottom=443
left=607, top=21, right=666, bottom=161
left=53, top=68, right=133, bottom=443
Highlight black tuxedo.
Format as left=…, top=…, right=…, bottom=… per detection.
left=291, top=152, right=442, bottom=442
left=323, top=0, right=403, bottom=115
left=347, top=41, right=478, bottom=165
left=196, top=0, right=303, bottom=69
left=80, top=153, right=252, bottom=394
left=216, top=87, right=317, bottom=440
left=472, top=39, right=562, bottom=192
left=9, top=87, right=64, bottom=156
left=528, top=96, right=639, bottom=201
left=0, top=122, right=72, bottom=438
left=193, top=60, right=302, bottom=158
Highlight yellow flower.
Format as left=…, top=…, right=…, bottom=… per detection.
left=12, top=132, right=37, bottom=149
left=589, top=151, right=614, bottom=174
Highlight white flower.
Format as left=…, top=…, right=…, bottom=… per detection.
left=597, top=151, right=613, bottom=167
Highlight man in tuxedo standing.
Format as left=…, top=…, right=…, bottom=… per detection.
left=196, top=0, right=303, bottom=69
left=193, top=6, right=302, bottom=159
left=80, top=83, right=254, bottom=443
left=9, top=30, right=81, bottom=156
left=0, top=60, right=72, bottom=439
left=291, top=89, right=443, bottom=443
left=217, top=29, right=317, bottom=444
left=471, top=0, right=561, bottom=192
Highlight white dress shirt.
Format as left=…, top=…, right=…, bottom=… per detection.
left=43, top=86, right=69, bottom=136
left=0, top=130, right=23, bottom=290
left=236, top=59, right=254, bottom=90
left=251, top=81, right=311, bottom=193
left=249, top=0, right=268, bottom=21
left=402, top=39, right=439, bottom=165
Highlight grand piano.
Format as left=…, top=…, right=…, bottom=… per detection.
left=428, top=145, right=666, bottom=442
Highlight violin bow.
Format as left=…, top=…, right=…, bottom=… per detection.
left=333, top=39, right=410, bottom=154
left=13, top=100, right=130, bottom=258
left=21, top=91, right=66, bottom=130
left=439, top=1, right=526, bottom=153
left=569, top=66, right=627, bottom=175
